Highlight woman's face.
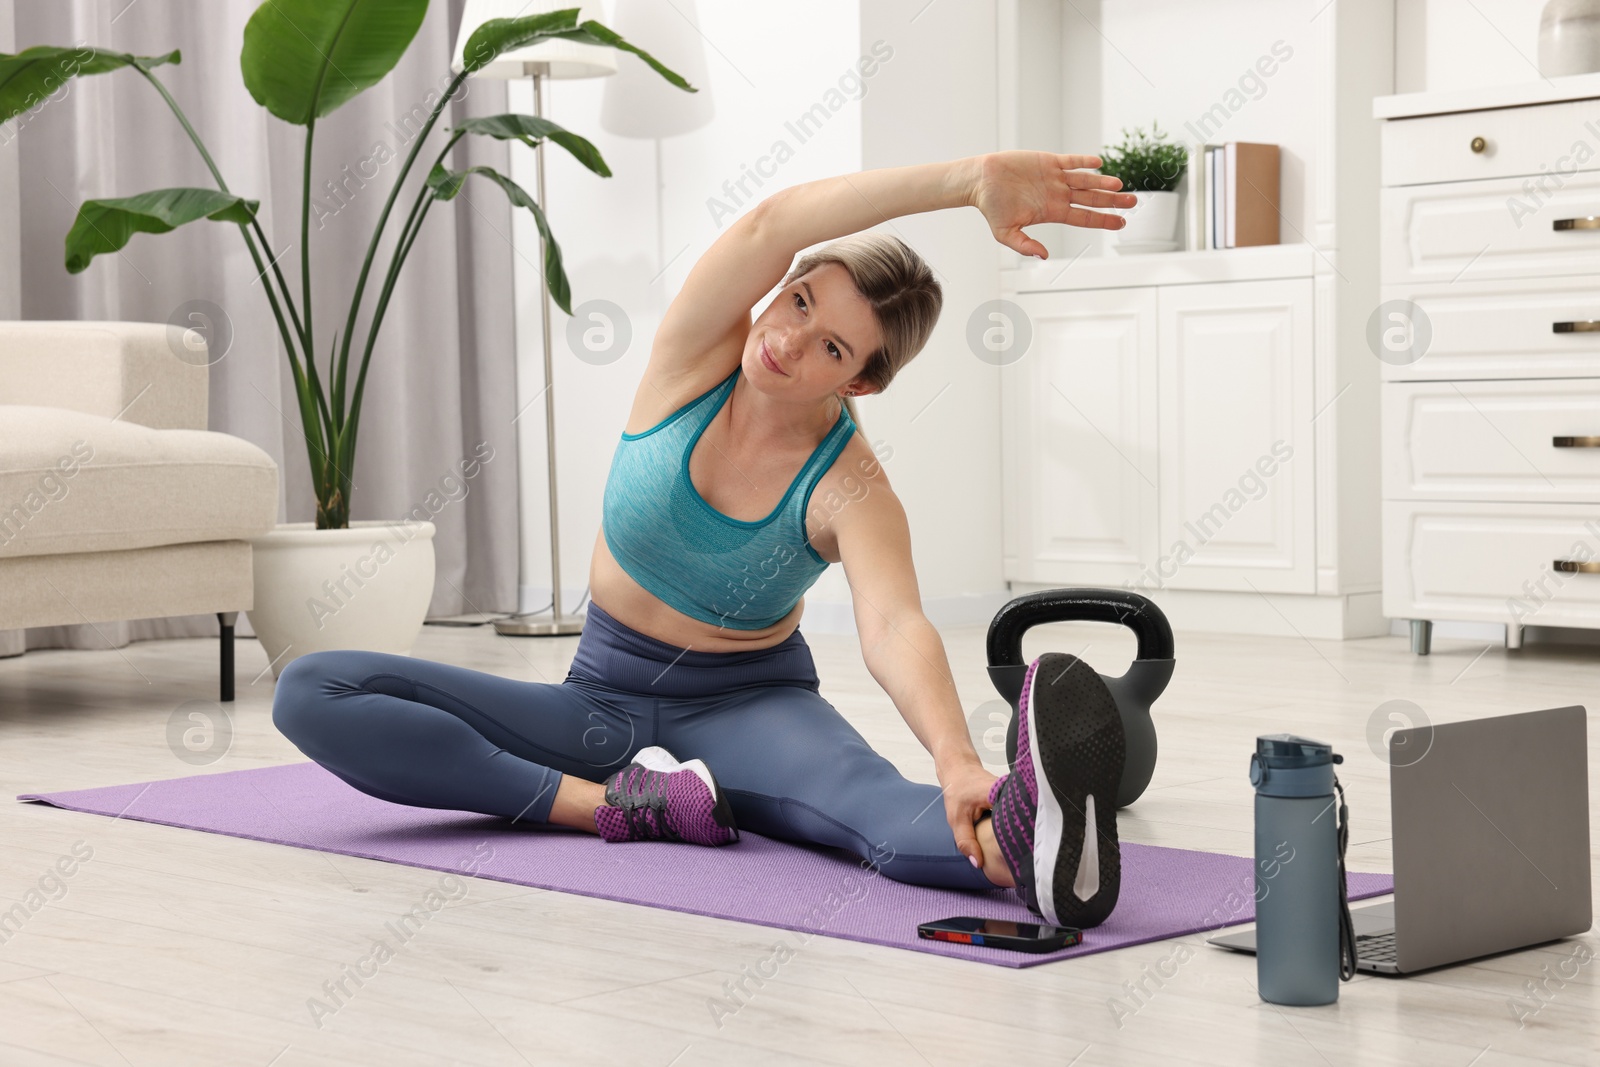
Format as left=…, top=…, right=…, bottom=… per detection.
left=744, top=261, right=882, bottom=404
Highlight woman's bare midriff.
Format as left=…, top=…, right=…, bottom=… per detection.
left=587, top=524, right=806, bottom=652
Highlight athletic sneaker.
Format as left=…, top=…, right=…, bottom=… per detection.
left=593, top=746, right=739, bottom=846
left=987, top=651, right=1125, bottom=928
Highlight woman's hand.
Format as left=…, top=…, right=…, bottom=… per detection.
left=968, top=150, right=1137, bottom=260
left=936, top=754, right=1001, bottom=870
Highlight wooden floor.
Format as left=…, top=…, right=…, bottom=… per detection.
left=2, top=614, right=1596, bottom=1066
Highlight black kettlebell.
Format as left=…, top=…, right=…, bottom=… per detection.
left=985, top=588, right=1175, bottom=808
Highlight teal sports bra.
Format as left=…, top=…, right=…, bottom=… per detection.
left=601, top=366, right=855, bottom=630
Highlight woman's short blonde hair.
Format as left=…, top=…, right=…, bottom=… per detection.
left=781, top=231, right=942, bottom=430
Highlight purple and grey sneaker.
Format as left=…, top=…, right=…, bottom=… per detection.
left=987, top=651, right=1125, bottom=929
left=594, top=746, right=739, bottom=847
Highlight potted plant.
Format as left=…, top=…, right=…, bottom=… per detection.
left=0, top=5, right=691, bottom=674
left=1097, top=122, right=1187, bottom=254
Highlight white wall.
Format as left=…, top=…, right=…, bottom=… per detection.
left=508, top=1, right=1012, bottom=633
left=846, top=0, right=1008, bottom=631
left=1054, top=0, right=1326, bottom=260
left=1395, top=0, right=1549, bottom=93
left=506, top=1, right=1011, bottom=633
left=507, top=2, right=870, bottom=623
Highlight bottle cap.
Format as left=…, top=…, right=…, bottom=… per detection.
left=1250, top=734, right=1343, bottom=794
left=1256, top=734, right=1338, bottom=768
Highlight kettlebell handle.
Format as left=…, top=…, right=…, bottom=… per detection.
left=987, top=588, right=1175, bottom=808
left=986, top=588, right=1174, bottom=668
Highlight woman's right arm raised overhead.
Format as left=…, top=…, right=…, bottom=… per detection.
left=639, top=152, right=1133, bottom=402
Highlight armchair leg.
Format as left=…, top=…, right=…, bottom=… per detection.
left=218, top=612, right=238, bottom=702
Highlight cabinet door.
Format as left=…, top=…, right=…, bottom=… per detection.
left=1155, top=278, right=1315, bottom=593
left=1001, top=288, right=1158, bottom=586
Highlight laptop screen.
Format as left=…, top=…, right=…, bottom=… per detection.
left=1389, top=705, right=1591, bottom=973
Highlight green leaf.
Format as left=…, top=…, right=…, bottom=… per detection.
left=461, top=9, right=694, bottom=92
left=65, top=189, right=260, bottom=274
left=428, top=163, right=570, bottom=315
left=1098, top=122, right=1188, bottom=193
left=453, top=114, right=610, bottom=177
left=240, top=0, right=428, bottom=125
left=0, top=45, right=179, bottom=126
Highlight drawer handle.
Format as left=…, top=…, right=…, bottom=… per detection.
left=1470, top=136, right=1486, bottom=153
left=1553, top=435, right=1600, bottom=447
left=1554, top=320, right=1600, bottom=333
left=1554, top=559, right=1600, bottom=574
left=1553, top=216, right=1600, bottom=230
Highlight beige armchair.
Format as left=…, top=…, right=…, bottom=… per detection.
left=0, top=321, right=279, bottom=700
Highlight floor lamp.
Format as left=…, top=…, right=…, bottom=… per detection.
left=454, top=1, right=616, bottom=636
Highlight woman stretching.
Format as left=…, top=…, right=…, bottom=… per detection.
left=272, top=151, right=1136, bottom=928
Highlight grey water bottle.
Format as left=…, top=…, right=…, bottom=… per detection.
left=1249, top=734, right=1344, bottom=1006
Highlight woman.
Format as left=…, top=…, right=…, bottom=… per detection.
left=273, top=150, right=1136, bottom=929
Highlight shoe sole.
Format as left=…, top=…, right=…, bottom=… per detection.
left=631, top=745, right=740, bottom=842
left=1025, top=652, right=1124, bottom=928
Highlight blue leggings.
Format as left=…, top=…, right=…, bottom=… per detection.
left=271, top=601, right=996, bottom=891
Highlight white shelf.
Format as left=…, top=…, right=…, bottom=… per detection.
left=1373, top=70, right=1600, bottom=120
left=1002, top=242, right=1316, bottom=294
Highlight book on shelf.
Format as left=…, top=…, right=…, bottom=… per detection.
left=1210, top=145, right=1222, bottom=249
left=1184, top=143, right=1207, bottom=252
left=1185, top=141, right=1280, bottom=250
left=1227, top=142, right=1280, bottom=247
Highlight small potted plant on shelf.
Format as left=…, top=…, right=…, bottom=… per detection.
left=0, top=4, right=692, bottom=674
left=1097, top=122, right=1187, bottom=254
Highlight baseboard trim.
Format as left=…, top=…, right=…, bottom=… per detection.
left=1006, top=583, right=1390, bottom=640
left=799, top=590, right=1015, bottom=636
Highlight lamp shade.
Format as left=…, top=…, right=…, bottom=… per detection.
left=453, top=0, right=618, bottom=80
left=598, top=0, right=713, bottom=139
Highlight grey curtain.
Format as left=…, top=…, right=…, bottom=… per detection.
left=0, top=0, right=521, bottom=658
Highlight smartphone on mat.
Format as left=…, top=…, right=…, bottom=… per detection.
left=916, top=916, right=1081, bottom=953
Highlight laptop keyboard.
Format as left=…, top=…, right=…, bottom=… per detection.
left=1356, top=930, right=1398, bottom=964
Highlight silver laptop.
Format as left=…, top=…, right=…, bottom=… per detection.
left=1210, top=705, right=1592, bottom=975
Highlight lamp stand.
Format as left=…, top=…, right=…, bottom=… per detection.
left=496, top=69, right=585, bottom=636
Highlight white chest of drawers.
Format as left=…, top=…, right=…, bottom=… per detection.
left=1375, top=73, right=1600, bottom=654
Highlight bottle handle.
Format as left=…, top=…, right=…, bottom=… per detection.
left=1335, top=773, right=1356, bottom=982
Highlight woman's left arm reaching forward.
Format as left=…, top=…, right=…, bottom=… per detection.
left=828, top=463, right=1000, bottom=872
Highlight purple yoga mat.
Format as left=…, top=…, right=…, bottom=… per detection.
left=18, top=762, right=1392, bottom=968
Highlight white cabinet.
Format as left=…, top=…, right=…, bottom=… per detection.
left=1000, top=288, right=1158, bottom=587
left=1156, top=279, right=1315, bottom=593
left=1375, top=77, right=1600, bottom=653
left=1002, top=276, right=1316, bottom=597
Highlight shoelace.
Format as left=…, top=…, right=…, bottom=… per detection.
left=612, top=767, right=682, bottom=843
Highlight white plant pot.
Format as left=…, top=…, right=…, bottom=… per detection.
left=1109, top=188, right=1182, bottom=254
left=247, top=520, right=436, bottom=679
